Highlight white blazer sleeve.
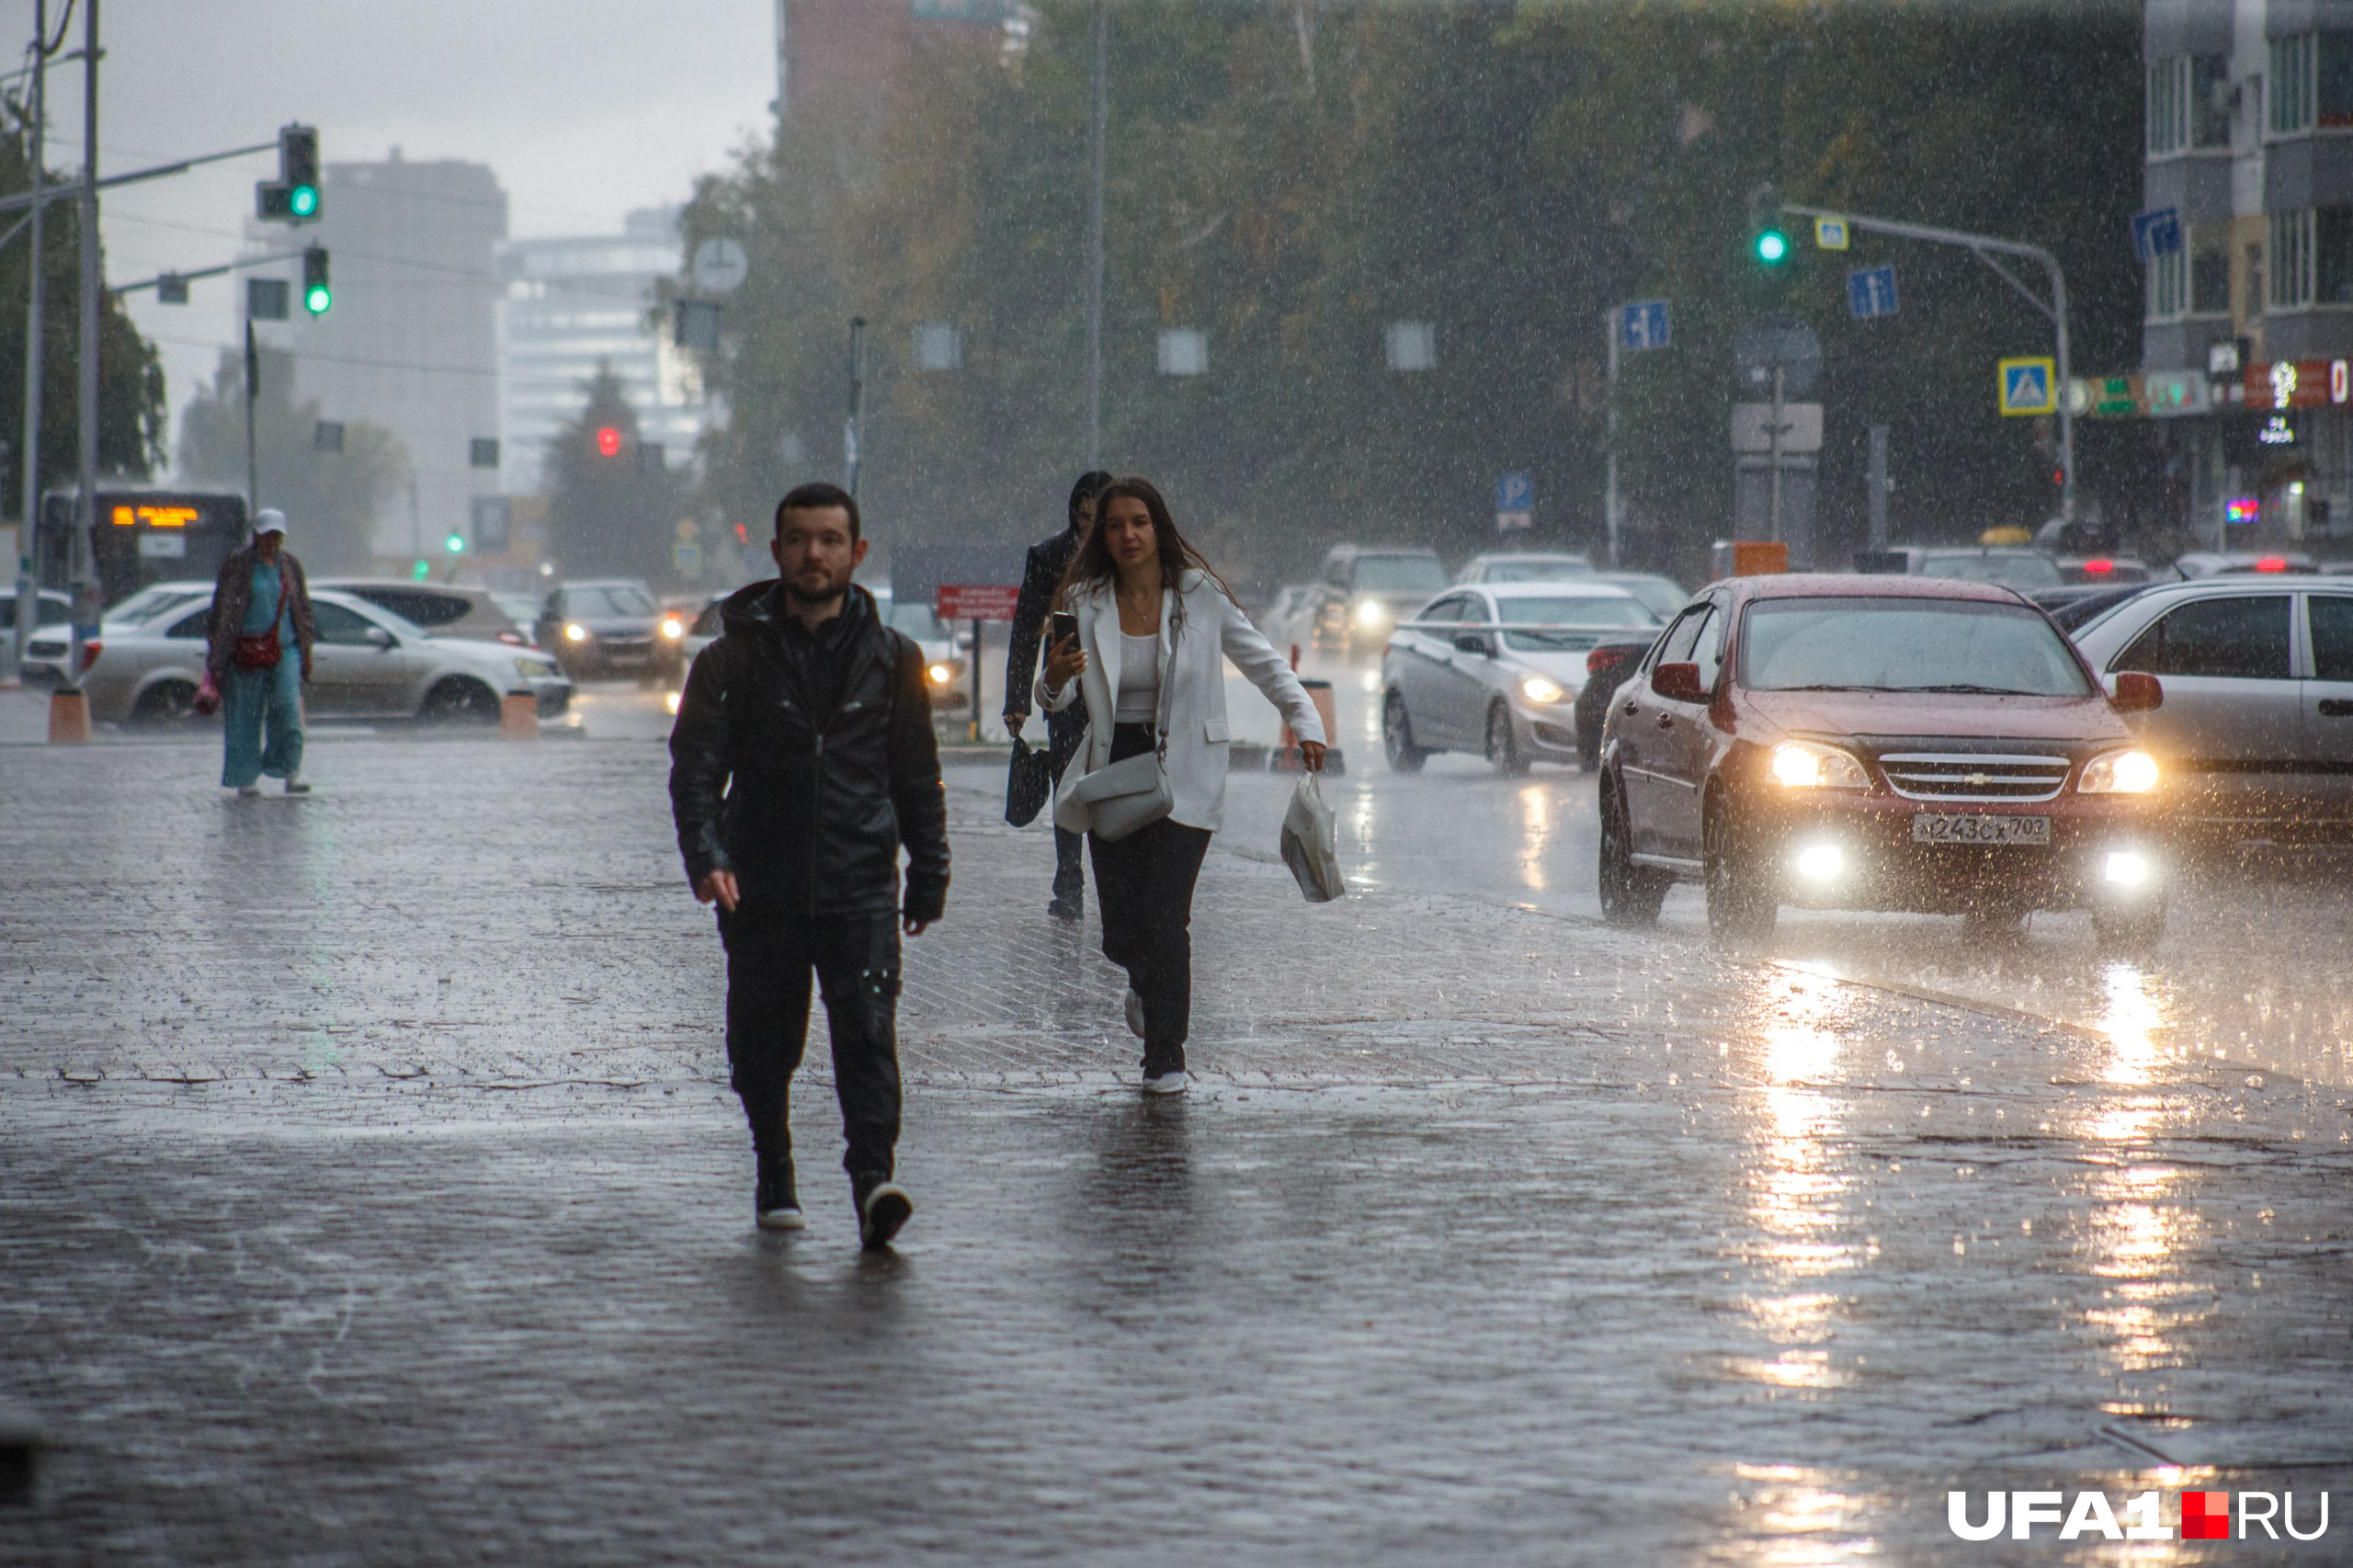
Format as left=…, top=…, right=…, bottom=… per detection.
left=1220, top=595, right=1324, bottom=745
left=1038, top=673, right=1077, bottom=712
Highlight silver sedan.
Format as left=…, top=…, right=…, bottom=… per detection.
left=28, top=588, right=573, bottom=727
left=1381, top=582, right=1662, bottom=774
left=2069, top=576, right=2353, bottom=832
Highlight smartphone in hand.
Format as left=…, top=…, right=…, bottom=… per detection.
left=1050, top=611, right=1080, bottom=648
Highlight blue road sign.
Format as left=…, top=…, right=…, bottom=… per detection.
left=1618, top=300, right=1670, bottom=352
left=2131, top=207, right=2182, bottom=263
left=1847, top=266, right=1899, bottom=321
left=1998, top=357, right=2056, bottom=416
left=1495, top=472, right=1535, bottom=513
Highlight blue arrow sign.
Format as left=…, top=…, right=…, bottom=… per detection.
left=1617, top=300, right=1670, bottom=352
left=1847, top=265, right=1899, bottom=321
left=2131, top=207, right=2182, bottom=263
left=1495, top=472, right=1535, bottom=513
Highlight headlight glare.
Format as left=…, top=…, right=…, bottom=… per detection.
left=2078, top=748, right=2159, bottom=794
left=1519, top=675, right=1567, bottom=705
left=1770, top=741, right=1869, bottom=790
left=926, top=662, right=956, bottom=686
left=659, top=616, right=685, bottom=640
left=563, top=622, right=588, bottom=643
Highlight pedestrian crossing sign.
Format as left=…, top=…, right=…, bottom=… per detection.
left=1813, top=216, right=1849, bottom=251
left=1998, top=357, right=2056, bottom=416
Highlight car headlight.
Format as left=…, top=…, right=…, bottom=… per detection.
left=1770, top=740, right=1869, bottom=790
left=2077, top=748, right=2158, bottom=794
left=664, top=690, right=683, bottom=717
left=514, top=657, right=558, bottom=678
left=1355, top=599, right=1390, bottom=629
left=1519, top=675, right=1568, bottom=704
left=563, top=622, right=589, bottom=643
left=926, top=661, right=959, bottom=686
left=659, top=616, right=686, bottom=640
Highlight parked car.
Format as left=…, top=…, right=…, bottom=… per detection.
left=1592, top=571, right=1692, bottom=620
left=491, top=591, right=547, bottom=646
left=2029, top=583, right=2154, bottom=634
left=1455, top=551, right=1593, bottom=585
left=1299, top=546, right=1451, bottom=655
left=2067, top=577, right=2353, bottom=835
left=1597, top=574, right=2166, bottom=949
left=314, top=579, right=529, bottom=645
left=1571, top=632, right=1668, bottom=770
left=27, top=588, right=571, bottom=727
left=1381, top=582, right=1659, bottom=774
left=537, top=579, right=679, bottom=683
left=1864, top=545, right=2067, bottom=591
left=871, top=587, right=972, bottom=715
left=1, top=586, right=71, bottom=631
left=2170, top=551, right=2318, bottom=578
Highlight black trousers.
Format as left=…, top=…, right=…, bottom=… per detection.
left=1087, top=723, right=1212, bottom=1075
left=717, top=906, right=902, bottom=1190
left=1048, top=709, right=1086, bottom=902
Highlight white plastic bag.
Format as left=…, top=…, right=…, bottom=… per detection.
left=1279, top=772, right=1346, bottom=903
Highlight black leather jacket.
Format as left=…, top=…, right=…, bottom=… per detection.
left=1003, top=525, right=1082, bottom=732
left=668, top=582, right=949, bottom=922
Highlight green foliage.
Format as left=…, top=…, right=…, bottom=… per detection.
left=175, top=347, right=407, bottom=571
left=545, top=363, right=684, bottom=580
left=0, top=109, right=167, bottom=511
left=684, top=0, right=2144, bottom=584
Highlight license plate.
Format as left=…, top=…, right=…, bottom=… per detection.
left=1911, top=812, right=2050, bottom=846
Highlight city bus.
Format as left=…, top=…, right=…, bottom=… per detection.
left=36, top=488, right=249, bottom=608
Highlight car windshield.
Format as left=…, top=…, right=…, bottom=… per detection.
left=107, top=585, right=205, bottom=623
left=1354, top=556, right=1448, bottom=594
left=1494, top=595, right=1658, bottom=649
left=1601, top=576, right=1689, bottom=619
left=1918, top=552, right=2064, bottom=588
left=888, top=603, right=946, bottom=640
left=1740, top=597, right=2092, bottom=697
left=1481, top=557, right=1590, bottom=583
left=571, top=585, right=656, bottom=618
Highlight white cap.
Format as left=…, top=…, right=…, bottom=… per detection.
left=254, top=508, right=287, bottom=536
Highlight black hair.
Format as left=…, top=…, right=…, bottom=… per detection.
left=775, top=482, right=861, bottom=541
left=1068, top=470, right=1115, bottom=527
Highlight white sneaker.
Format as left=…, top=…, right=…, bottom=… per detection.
left=1141, top=1070, right=1189, bottom=1096
left=1123, top=989, right=1146, bottom=1039
left=756, top=1204, right=806, bottom=1233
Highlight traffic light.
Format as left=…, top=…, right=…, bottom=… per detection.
left=301, top=246, right=331, bottom=314
left=282, top=126, right=320, bottom=219
left=256, top=124, right=321, bottom=223
left=445, top=532, right=465, bottom=555
left=1748, top=184, right=1790, bottom=266
left=595, top=426, right=622, bottom=458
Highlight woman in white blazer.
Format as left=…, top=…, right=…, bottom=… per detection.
left=1038, top=476, right=1326, bottom=1094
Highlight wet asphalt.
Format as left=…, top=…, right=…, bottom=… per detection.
left=2, top=680, right=2348, bottom=1564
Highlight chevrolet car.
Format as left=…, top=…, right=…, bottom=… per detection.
left=1597, top=574, right=2165, bottom=950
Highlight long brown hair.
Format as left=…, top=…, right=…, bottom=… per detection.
left=1054, top=476, right=1233, bottom=621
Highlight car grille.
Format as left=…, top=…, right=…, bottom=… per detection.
left=28, top=639, right=65, bottom=658
left=1875, top=752, right=2072, bottom=802
left=599, top=636, right=653, bottom=652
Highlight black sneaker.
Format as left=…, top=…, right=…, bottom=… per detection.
left=1047, top=895, right=1083, bottom=922
left=857, top=1182, right=914, bottom=1252
left=756, top=1160, right=804, bottom=1233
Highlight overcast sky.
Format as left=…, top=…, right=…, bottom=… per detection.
left=28, top=0, right=779, bottom=463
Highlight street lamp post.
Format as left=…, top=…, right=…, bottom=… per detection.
left=1084, top=0, right=1107, bottom=471
left=8, top=0, right=47, bottom=683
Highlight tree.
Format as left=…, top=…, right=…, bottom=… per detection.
left=545, top=364, right=683, bottom=580
left=175, top=347, right=407, bottom=572
left=0, top=99, right=167, bottom=512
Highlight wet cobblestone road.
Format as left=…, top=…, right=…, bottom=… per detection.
left=3, top=735, right=2349, bottom=1564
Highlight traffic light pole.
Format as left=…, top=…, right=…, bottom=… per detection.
left=1600, top=307, right=1620, bottom=570
left=65, top=0, right=98, bottom=693
left=8, top=0, right=47, bottom=684
left=846, top=316, right=866, bottom=503
left=1781, top=201, right=2074, bottom=522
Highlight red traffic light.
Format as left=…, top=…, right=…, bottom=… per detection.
left=595, top=426, right=621, bottom=458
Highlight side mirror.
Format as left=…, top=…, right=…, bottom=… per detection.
left=1651, top=661, right=1706, bottom=704
left=365, top=626, right=396, bottom=650
left=1452, top=631, right=1493, bottom=657
left=2111, top=670, right=2163, bottom=712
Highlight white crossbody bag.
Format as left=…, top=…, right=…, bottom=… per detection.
left=1063, top=619, right=1175, bottom=843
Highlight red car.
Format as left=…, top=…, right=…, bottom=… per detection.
left=1597, top=574, right=2167, bottom=949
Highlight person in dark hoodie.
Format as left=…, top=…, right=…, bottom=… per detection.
left=668, top=482, right=949, bottom=1251
left=1004, top=470, right=1113, bottom=919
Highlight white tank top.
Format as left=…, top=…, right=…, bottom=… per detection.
left=1115, top=632, right=1161, bottom=722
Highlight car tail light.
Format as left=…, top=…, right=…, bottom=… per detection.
left=498, top=631, right=526, bottom=645
left=2256, top=555, right=2289, bottom=572
left=81, top=640, right=101, bottom=670
left=2081, top=558, right=2114, bottom=574
left=1586, top=647, right=1628, bottom=676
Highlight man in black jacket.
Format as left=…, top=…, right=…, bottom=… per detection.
left=1003, top=470, right=1112, bottom=919
left=669, top=482, right=949, bottom=1251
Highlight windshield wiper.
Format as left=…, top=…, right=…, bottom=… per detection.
left=1904, top=683, right=2042, bottom=695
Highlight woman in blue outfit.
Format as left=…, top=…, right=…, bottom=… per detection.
left=205, top=509, right=317, bottom=796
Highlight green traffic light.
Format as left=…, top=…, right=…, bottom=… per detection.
left=1756, top=230, right=1790, bottom=265
left=304, top=284, right=332, bottom=315
left=411, top=559, right=431, bottom=582
left=445, top=533, right=465, bottom=554
left=290, top=185, right=318, bottom=218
